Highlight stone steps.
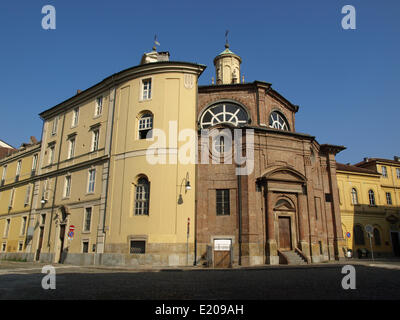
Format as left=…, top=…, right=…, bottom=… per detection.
left=283, top=250, right=307, bottom=265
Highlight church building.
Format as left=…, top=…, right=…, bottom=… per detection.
left=196, top=42, right=346, bottom=266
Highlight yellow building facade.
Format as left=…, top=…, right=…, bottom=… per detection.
left=0, top=139, right=40, bottom=260
left=0, top=49, right=205, bottom=266
left=337, top=159, right=400, bottom=258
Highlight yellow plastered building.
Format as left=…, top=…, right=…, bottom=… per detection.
left=0, top=139, right=40, bottom=260
left=337, top=158, right=400, bottom=258
left=0, top=49, right=206, bottom=266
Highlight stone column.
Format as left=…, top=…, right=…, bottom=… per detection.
left=265, top=189, right=278, bottom=265
left=297, top=191, right=310, bottom=260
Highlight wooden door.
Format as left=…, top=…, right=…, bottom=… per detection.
left=214, top=251, right=231, bottom=268
left=213, top=239, right=231, bottom=268
left=279, top=217, right=292, bottom=251
left=36, top=226, right=44, bottom=261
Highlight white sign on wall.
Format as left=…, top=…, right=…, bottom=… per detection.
left=214, top=239, right=231, bottom=251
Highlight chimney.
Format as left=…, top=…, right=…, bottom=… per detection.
left=394, top=156, right=400, bottom=162
left=363, top=157, right=369, bottom=162
left=76, top=89, right=82, bottom=94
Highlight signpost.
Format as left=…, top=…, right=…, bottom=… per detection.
left=68, top=225, right=75, bottom=241
left=186, top=218, right=190, bottom=266
left=365, top=225, right=374, bottom=261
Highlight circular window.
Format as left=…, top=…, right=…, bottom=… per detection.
left=269, top=111, right=289, bottom=131
left=200, top=102, right=249, bottom=129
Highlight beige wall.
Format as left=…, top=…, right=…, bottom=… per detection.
left=106, top=71, right=199, bottom=261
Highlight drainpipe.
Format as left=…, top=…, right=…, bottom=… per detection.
left=101, top=78, right=116, bottom=240
left=237, top=170, right=242, bottom=266
left=47, top=113, right=66, bottom=248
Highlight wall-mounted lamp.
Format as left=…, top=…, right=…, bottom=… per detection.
left=178, top=172, right=192, bottom=205
left=41, top=195, right=48, bottom=205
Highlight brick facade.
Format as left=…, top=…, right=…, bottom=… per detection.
left=196, top=82, right=346, bottom=266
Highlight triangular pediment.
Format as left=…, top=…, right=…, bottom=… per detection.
left=267, top=169, right=306, bottom=183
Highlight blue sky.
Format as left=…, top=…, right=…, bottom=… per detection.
left=0, top=0, right=399, bottom=164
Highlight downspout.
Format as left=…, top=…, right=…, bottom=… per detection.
left=24, top=175, right=36, bottom=251
left=47, top=113, right=66, bottom=248
left=193, top=88, right=199, bottom=266
left=101, top=78, right=117, bottom=244
left=237, top=169, right=242, bottom=266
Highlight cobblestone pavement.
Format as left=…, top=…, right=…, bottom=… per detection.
left=0, top=260, right=400, bottom=300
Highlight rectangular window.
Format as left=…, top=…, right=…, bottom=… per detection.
left=51, top=116, right=58, bottom=135
left=397, top=168, right=400, bottom=179
left=24, top=184, right=32, bottom=206
left=15, top=160, right=21, bottom=182
left=142, top=79, right=152, bottom=100
left=41, top=214, right=46, bottom=225
left=130, top=240, right=146, bottom=254
left=64, top=176, right=71, bottom=198
left=1, top=243, right=6, bottom=252
left=72, top=107, right=79, bottom=127
left=8, top=189, right=15, bottom=209
left=91, top=129, right=99, bottom=151
left=216, top=189, right=230, bottom=215
left=20, top=217, right=27, bottom=236
left=83, top=207, right=92, bottom=232
left=82, top=241, right=89, bottom=253
left=386, top=192, right=392, bottom=205
left=48, top=145, right=55, bottom=165
left=1, top=165, right=7, bottom=186
left=95, top=96, right=103, bottom=116
left=138, top=115, right=153, bottom=139
left=87, top=169, right=96, bottom=193
left=4, top=219, right=10, bottom=237
left=68, top=137, right=75, bottom=159
left=382, top=166, right=387, bottom=178
left=18, top=241, right=23, bottom=252
left=31, top=154, right=38, bottom=176
left=325, top=193, right=332, bottom=202
left=42, top=179, right=49, bottom=202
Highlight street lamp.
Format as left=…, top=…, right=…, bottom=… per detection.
left=40, top=195, right=48, bottom=205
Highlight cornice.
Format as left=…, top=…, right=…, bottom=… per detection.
left=39, top=61, right=206, bottom=120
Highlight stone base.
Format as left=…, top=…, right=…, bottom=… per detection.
left=0, top=252, right=35, bottom=262
left=267, top=255, right=279, bottom=265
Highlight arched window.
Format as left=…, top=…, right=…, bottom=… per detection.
left=199, top=102, right=249, bottom=129
left=351, top=188, right=358, bottom=205
left=269, top=111, right=289, bottom=131
left=368, top=190, right=375, bottom=206
left=138, top=113, right=153, bottom=139
left=373, top=228, right=381, bottom=246
left=215, top=136, right=225, bottom=153
left=354, top=225, right=365, bottom=245
left=134, top=177, right=150, bottom=215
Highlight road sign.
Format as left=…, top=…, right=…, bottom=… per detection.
left=346, top=232, right=351, bottom=238
left=69, top=225, right=75, bottom=231
left=68, top=230, right=74, bottom=240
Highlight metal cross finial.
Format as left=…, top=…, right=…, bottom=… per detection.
left=225, top=30, right=229, bottom=48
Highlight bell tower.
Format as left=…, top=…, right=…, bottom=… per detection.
left=213, top=35, right=242, bottom=85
